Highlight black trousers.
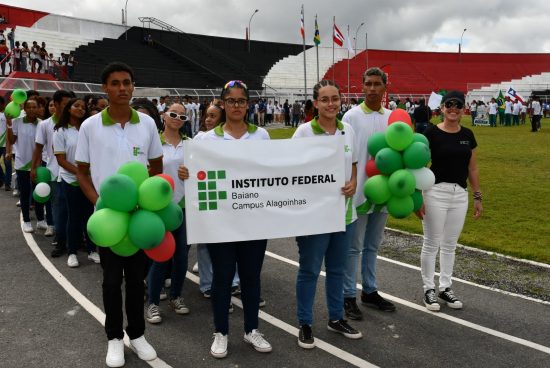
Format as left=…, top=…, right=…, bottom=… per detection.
left=98, top=247, right=147, bottom=340
left=531, top=115, right=541, bottom=132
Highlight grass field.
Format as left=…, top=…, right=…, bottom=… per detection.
left=268, top=117, right=550, bottom=264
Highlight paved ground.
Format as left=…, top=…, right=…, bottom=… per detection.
left=1, top=188, right=549, bottom=368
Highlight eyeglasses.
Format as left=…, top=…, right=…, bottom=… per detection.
left=166, top=111, right=188, bottom=121
left=317, top=96, right=341, bottom=104
left=224, top=98, right=248, bottom=107
left=224, top=80, right=248, bottom=90
left=444, top=100, right=464, bottom=109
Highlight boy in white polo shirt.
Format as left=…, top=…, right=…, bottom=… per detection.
left=76, top=62, right=163, bottom=368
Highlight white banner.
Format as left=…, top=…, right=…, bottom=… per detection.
left=183, top=137, right=346, bottom=243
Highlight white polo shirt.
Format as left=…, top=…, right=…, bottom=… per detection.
left=160, top=132, right=187, bottom=207
left=75, top=108, right=163, bottom=192
left=342, top=102, right=391, bottom=215
left=201, top=123, right=270, bottom=141
left=53, top=126, right=79, bottom=184
left=35, top=116, right=60, bottom=180
left=12, top=117, right=40, bottom=170
left=488, top=102, right=498, bottom=115
left=504, top=101, right=513, bottom=114
left=292, top=118, right=358, bottom=225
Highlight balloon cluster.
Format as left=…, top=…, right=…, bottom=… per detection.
left=87, top=162, right=181, bottom=261
left=5, top=89, right=27, bottom=118
left=33, top=167, right=52, bottom=203
left=363, top=109, right=435, bottom=218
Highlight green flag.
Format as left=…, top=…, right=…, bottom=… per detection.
left=497, top=90, right=505, bottom=112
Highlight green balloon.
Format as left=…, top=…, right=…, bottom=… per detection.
left=385, top=122, right=414, bottom=151
left=388, top=169, right=416, bottom=197
left=387, top=195, right=414, bottom=218
left=356, top=200, right=373, bottom=214
left=36, top=166, right=52, bottom=183
left=373, top=204, right=385, bottom=212
left=99, top=174, right=138, bottom=212
left=5, top=101, right=21, bottom=118
left=11, top=89, right=28, bottom=104
left=87, top=208, right=130, bottom=247
left=117, top=161, right=150, bottom=188
left=128, top=210, right=166, bottom=249
left=110, top=234, right=140, bottom=257
left=155, top=202, right=183, bottom=232
left=403, top=142, right=431, bottom=169
left=138, top=176, right=173, bottom=211
left=411, top=190, right=424, bottom=211
left=367, top=132, right=389, bottom=157
left=363, top=175, right=391, bottom=205
left=95, top=197, right=106, bottom=210
left=375, top=147, right=403, bottom=175
left=32, top=191, right=50, bottom=204
left=412, top=133, right=429, bottom=147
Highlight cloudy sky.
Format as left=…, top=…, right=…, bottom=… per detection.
left=5, top=0, right=550, bottom=53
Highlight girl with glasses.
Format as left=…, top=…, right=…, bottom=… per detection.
left=417, top=90, right=483, bottom=312
left=201, top=80, right=272, bottom=359
left=292, top=80, right=362, bottom=349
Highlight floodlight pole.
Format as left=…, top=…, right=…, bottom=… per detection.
left=354, top=22, right=365, bottom=55
left=248, top=9, right=259, bottom=53
left=124, top=0, right=129, bottom=40
left=459, top=28, right=467, bottom=62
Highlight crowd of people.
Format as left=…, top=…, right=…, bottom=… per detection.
left=0, top=61, right=487, bottom=367
left=0, top=28, right=77, bottom=78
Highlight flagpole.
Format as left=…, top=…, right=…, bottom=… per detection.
left=315, top=15, right=319, bottom=82
left=302, top=5, right=307, bottom=101
left=365, top=31, right=368, bottom=69
left=332, top=16, right=335, bottom=82
left=347, top=24, right=350, bottom=98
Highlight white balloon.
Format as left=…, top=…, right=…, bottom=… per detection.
left=407, top=167, right=435, bottom=190
left=35, top=182, right=51, bottom=197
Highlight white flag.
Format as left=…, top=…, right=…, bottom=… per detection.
left=346, top=28, right=355, bottom=55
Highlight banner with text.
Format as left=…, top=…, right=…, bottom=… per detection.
left=183, top=137, right=345, bottom=243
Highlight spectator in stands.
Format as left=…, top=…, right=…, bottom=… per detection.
left=0, top=40, right=8, bottom=76
left=342, top=67, right=396, bottom=321
left=470, top=100, right=477, bottom=126
left=292, top=100, right=301, bottom=127
left=0, top=14, right=7, bottom=24
left=12, top=41, right=21, bottom=72
left=0, top=30, right=5, bottom=43
left=67, top=52, right=76, bottom=80
left=20, top=42, right=30, bottom=72
left=39, top=42, right=47, bottom=74
left=292, top=79, right=362, bottom=349
left=76, top=62, right=160, bottom=367
left=31, top=41, right=42, bottom=73
left=7, top=29, right=14, bottom=50
left=488, top=98, right=498, bottom=127
left=413, top=98, right=432, bottom=134
left=418, top=90, right=482, bottom=312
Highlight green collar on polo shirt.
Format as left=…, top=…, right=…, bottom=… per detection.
left=23, top=116, right=39, bottom=124
left=360, top=102, right=384, bottom=114
left=214, top=122, right=258, bottom=136
left=310, top=116, right=344, bottom=134
left=159, top=130, right=188, bottom=145
left=101, top=107, right=140, bottom=126
left=51, top=114, right=60, bottom=124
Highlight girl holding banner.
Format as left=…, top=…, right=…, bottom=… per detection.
left=292, top=80, right=362, bottom=349
left=201, top=80, right=272, bottom=359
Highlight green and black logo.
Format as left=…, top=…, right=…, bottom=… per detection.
left=197, top=170, right=227, bottom=211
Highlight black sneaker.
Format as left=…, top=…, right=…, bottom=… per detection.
left=327, top=319, right=362, bottom=339
left=423, top=289, right=440, bottom=311
left=344, top=297, right=363, bottom=320
left=438, top=288, right=463, bottom=309
left=361, top=291, right=396, bottom=312
left=298, top=324, right=315, bottom=349
left=231, top=285, right=241, bottom=296
left=259, top=297, right=266, bottom=308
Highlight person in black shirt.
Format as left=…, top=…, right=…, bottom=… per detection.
left=416, top=90, right=483, bottom=312
left=412, top=98, right=432, bottom=134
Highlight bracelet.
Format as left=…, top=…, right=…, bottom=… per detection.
left=473, top=191, right=482, bottom=201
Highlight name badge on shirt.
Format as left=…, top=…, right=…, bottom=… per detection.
left=132, top=146, right=145, bottom=156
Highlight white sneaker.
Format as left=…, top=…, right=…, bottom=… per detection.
left=44, top=225, right=55, bottom=237
left=106, top=338, right=125, bottom=368
left=129, top=335, right=157, bottom=361
left=36, top=220, right=48, bottom=230
left=67, top=254, right=79, bottom=268
left=210, top=332, right=228, bottom=358
left=164, top=278, right=171, bottom=288
left=22, top=222, right=33, bottom=233
left=244, top=329, right=272, bottom=353
left=16, top=200, right=21, bottom=207
left=159, top=287, right=168, bottom=301
left=88, top=251, right=101, bottom=264
left=13, top=189, right=19, bottom=197
left=192, top=262, right=199, bottom=273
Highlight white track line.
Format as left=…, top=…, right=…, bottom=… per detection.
left=265, top=251, right=550, bottom=355
left=185, top=272, right=378, bottom=368
left=20, top=216, right=172, bottom=368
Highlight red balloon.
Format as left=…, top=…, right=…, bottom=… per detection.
left=388, top=108, right=412, bottom=127
left=365, top=159, right=381, bottom=177
left=144, top=231, right=175, bottom=262
left=156, top=173, right=175, bottom=191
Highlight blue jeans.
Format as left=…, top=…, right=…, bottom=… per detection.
left=51, top=181, right=68, bottom=242
left=343, top=212, right=388, bottom=297
left=296, top=222, right=356, bottom=325
left=197, top=243, right=239, bottom=293
left=63, top=181, right=96, bottom=255
left=148, top=208, right=189, bottom=305
left=208, top=239, right=266, bottom=334
left=0, top=147, right=12, bottom=186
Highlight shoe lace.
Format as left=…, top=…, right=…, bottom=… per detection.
left=300, top=325, right=313, bottom=340
left=336, top=319, right=354, bottom=333
left=148, top=304, right=160, bottom=316
left=426, top=290, right=438, bottom=303
left=172, top=297, right=185, bottom=308
left=442, top=289, right=457, bottom=302
left=248, top=330, right=268, bottom=346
